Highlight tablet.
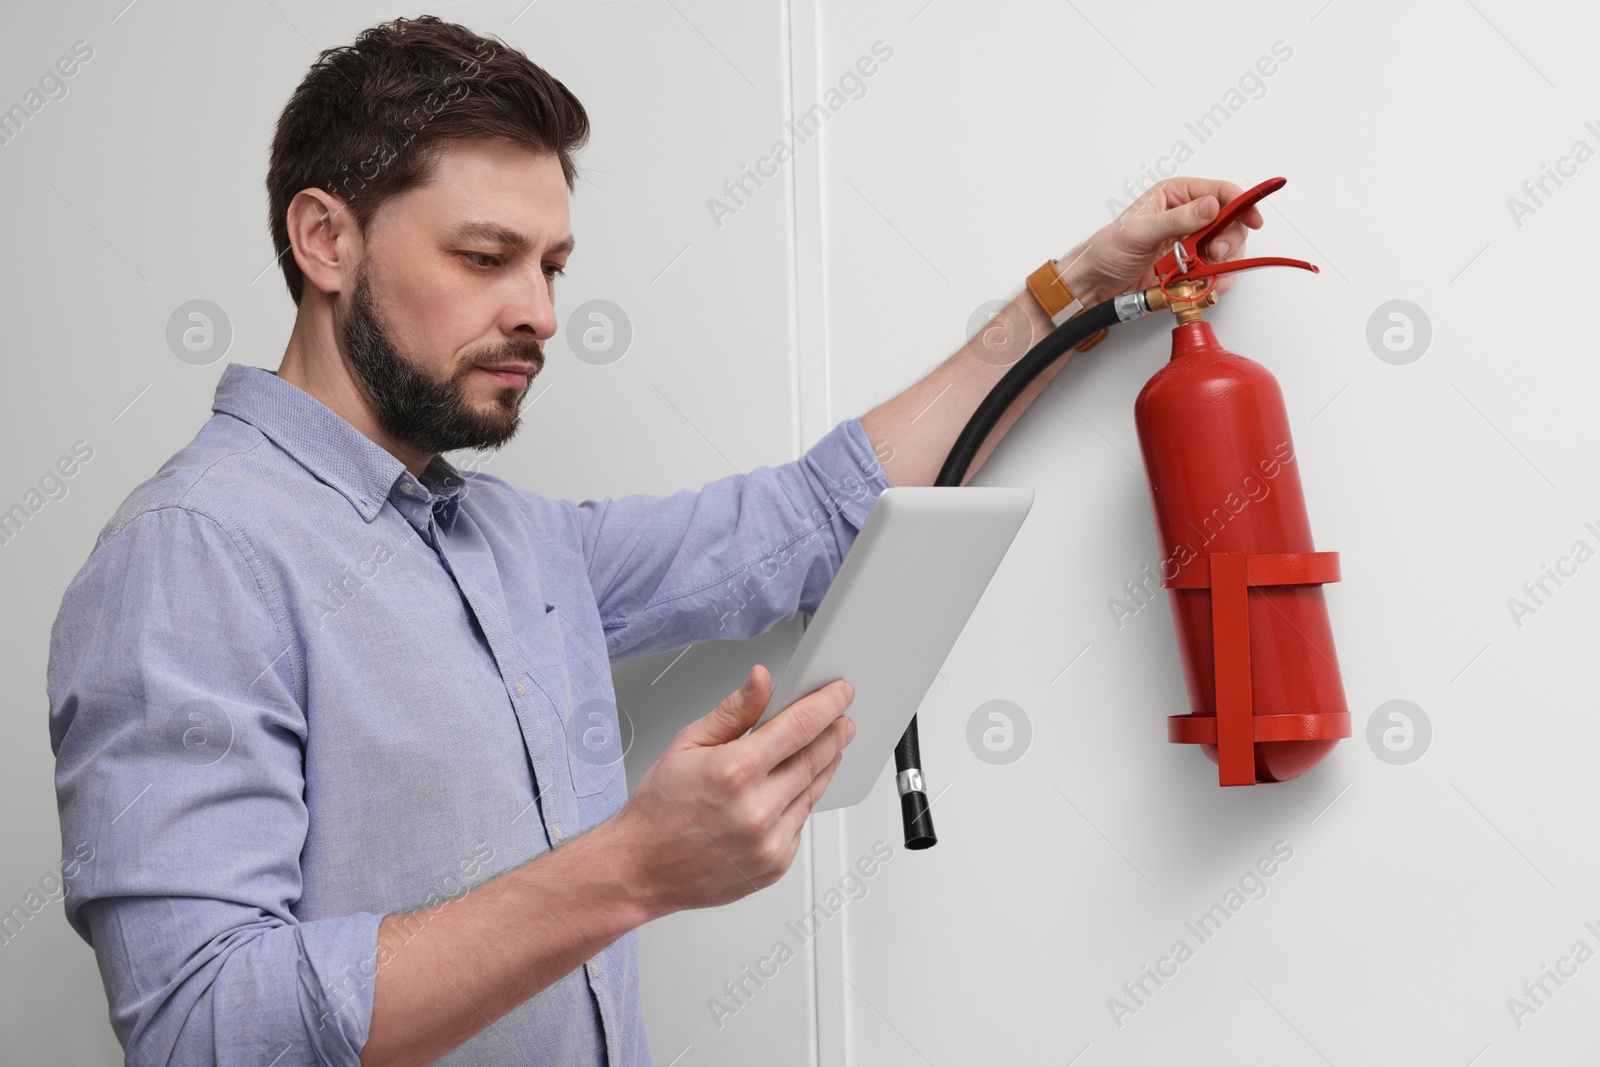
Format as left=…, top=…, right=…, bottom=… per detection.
left=752, top=485, right=1034, bottom=811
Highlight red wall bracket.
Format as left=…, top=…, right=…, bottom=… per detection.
left=1164, top=550, right=1351, bottom=786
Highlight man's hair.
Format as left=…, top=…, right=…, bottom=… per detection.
left=265, top=15, right=589, bottom=306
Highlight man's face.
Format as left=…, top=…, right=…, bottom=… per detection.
left=336, top=138, right=573, bottom=456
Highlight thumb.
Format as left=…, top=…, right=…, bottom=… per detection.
left=679, top=664, right=771, bottom=747
left=1126, top=194, right=1218, bottom=251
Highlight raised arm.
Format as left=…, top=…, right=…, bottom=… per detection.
left=533, top=414, right=893, bottom=661
left=858, top=177, right=1264, bottom=487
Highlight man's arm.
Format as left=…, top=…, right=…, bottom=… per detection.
left=50, top=506, right=387, bottom=1064
left=48, top=504, right=852, bottom=1066
left=529, top=413, right=894, bottom=660
left=858, top=253, right=1103, bottom=489
left=360, top=664, right=852, bottom=1067
left=859, top=177, right=1264, bottom=487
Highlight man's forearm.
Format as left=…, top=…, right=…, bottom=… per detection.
left=858, top=252, right=1106, bottom=488
left=360, top=821, right=657, bottom=1067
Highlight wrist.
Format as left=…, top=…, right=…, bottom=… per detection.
left=559, top=816, right=667, bottom=929
left=1049, top=250, right=1107, bottom=309
left=1024, top=248, right=1114, bottom=354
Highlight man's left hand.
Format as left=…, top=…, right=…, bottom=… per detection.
left=1067, top=177, right=1266, bottom=303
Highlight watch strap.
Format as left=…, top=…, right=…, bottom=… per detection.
left=1026, top=259, right=1109, bottom=352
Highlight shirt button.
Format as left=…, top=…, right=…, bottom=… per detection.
left=587, top=960, right=602, bottom=979
left=399, top=481, right=416, bottom=495
left=515, top=679, right=526, bottom=696
left=551, top=823, right=564, bottom=843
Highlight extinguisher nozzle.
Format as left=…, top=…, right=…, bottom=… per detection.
left=899, top=790, right=938, bottom=850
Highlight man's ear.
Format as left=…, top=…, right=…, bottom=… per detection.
left=286, top=187, right=361, bottom=300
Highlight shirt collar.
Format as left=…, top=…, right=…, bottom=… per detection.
left=211, top=362, right=467, bottom=525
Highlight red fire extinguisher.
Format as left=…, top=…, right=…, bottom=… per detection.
left=896, top=177, right=1348, bottom=846
left=1134, top=177, right=1349, bottom=786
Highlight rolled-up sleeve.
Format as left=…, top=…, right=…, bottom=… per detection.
left=48, top=505, right=382, bottom=1065
left=548, top=416, right=893, bottom=660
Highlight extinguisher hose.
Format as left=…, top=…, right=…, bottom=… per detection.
left=935, top=298, right=1125, bottom=486
left=893, top=293, right=1140, bottom=850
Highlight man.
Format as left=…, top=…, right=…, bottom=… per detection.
left=47, top=15, right=1260, bottom=1067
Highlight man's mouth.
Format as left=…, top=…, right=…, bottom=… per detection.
left=476, top=359, right=541, bottom=387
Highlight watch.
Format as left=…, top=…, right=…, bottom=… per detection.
left=1025, top=259, right=1109, bottom=352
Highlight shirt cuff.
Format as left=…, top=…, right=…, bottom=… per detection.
left=301, top=909, right=387, bottom=1058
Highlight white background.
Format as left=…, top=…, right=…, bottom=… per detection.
left=2, top=1, right=1596, bottom=1065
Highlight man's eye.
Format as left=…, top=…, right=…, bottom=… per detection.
left=544, top=264, right=566, bottom=279
left=462, top=252, right=499, bottom=269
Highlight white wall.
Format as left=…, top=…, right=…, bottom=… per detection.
left=4, top=1, right=1597, bottom=1065
left=811, top=1, right=1600, bottom=1065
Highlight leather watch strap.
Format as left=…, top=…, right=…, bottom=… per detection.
left=1025, top=260, right=1109, bottom=352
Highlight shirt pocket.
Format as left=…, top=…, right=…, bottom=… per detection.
left=523, top=605, right=628, bottom=800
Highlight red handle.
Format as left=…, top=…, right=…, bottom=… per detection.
left=1152, top=177, right=1319, bottom=293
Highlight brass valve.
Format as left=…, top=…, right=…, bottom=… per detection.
left=1144, top=280, right=1217, bottom=324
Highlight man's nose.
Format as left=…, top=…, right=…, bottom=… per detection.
left=511, top=264, right=559, bottom=341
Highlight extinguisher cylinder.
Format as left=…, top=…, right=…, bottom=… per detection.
left=1133, top=322, right=1348, bottom=783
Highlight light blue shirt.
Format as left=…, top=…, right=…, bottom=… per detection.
left=47, top=363, right=891, bottom=1066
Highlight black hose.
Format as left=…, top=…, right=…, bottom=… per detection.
left=893, top=296, right=1128, bottom=851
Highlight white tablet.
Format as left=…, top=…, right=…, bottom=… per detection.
left=752, top=485, right=1034, bottom=811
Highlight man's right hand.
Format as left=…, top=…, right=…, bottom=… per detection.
left=607, top=664, right=856, bottom=915
left=359, top=666, right=853, bottom=1067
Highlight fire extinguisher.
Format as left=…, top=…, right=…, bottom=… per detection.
left=893, top=178, right=1347, bottom=847
left=1133, top=177, right=1349, bottom=786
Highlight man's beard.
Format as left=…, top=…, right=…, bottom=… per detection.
left=340, top=264, right=543, bottom=456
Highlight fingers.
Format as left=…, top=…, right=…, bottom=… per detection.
left=743, top=678, right=854, bottom=774
left=1124, top=194, right=1219, bottom=251
left=1166, top=177, right=1264, bottom=230
left=1207, top=218, right=1253, bottom=295
left=765, top=713, right=854, bottom=804
left=678, top=663, right=771, bottom=748
left=1207, top=220, right=1252, bottom=260
left=776, top=749, right=845, bottom=845
left=1128, top=177, right=1268, bottom=251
